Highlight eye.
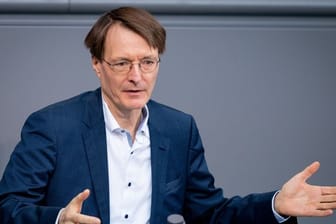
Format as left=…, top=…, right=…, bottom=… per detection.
left=141, top=59, right=155, bottom=65
left=113, top=61, right=131, bottom=67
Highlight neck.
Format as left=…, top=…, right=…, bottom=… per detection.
left=115, top=109, right=143, bottom=139
left=103, top=99, right=143, bottom=141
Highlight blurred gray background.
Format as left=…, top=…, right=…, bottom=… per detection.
left=0, top=1, right=336, bottom=223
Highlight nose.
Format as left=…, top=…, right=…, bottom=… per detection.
left=127, top=63, right=142, bottom=83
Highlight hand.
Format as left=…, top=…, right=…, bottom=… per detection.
left=275, top=161, right=336, bottom=217
left=58, top=189, right=101, bottom=224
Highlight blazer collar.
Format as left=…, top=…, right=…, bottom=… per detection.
left=147, top=101, right=171, bottom=224
left=82, top=88, right=110, bottom=224
left=82, top=88, right=104, bottom=128
left=81, top=93, right=171, bottom=224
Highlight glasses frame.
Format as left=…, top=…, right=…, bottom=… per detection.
left=102, top=57, right=161, bottom=74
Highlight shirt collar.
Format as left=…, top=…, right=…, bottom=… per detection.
left=102, top=98, right=149, bottom=137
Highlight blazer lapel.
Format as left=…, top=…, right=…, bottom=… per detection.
left=148, top=107, right=170, bottom=224
left=80, top=95, right=171, bottom=224
left=82, top=89, right=110, bottom=224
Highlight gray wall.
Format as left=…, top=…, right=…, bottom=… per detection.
left=1, top=2, right=336, bottom=223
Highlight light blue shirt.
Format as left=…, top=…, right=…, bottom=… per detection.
left=272, top=191, right=290, bottom=222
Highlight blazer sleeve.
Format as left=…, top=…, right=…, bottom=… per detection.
left=184, top=116, right=297, bottom=224
left=0, top=110, right=61, bottom=223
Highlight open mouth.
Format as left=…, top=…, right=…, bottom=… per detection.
left=125, top=89, right=142, bottom=93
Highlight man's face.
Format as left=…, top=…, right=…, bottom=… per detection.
left=92, top=23, right=159, bottom=115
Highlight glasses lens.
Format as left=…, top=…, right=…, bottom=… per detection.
left=140, top=59, right=157, bottom=72
left=114, top=61, right=131, bottom=73
left=106, top=58, right=159, bottom=73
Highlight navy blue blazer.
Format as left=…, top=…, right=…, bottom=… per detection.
left=0, top=88, right=297, bottom=224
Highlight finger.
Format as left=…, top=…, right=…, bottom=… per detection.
left=300, top=161, right=320, bottom=181
left=320, top=195, right=336, bottom=203
left=308, top=209, right=333, bottom=217
left=318, top=202, right=336, bottom=212
left=69, top=189, right=90, bottom=212
left=321, top=186, right=336, bottom=195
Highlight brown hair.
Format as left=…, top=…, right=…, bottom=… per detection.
left=84, top=7, right=166, bottom=60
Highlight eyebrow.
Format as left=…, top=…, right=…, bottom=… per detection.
left=109, top=57, right=130, bottom=62
left=110, top=55, right=158, bottom=62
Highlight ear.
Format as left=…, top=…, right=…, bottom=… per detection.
left=91, top=57, right=101, bottom=77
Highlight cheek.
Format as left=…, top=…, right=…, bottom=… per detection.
left=147, top=74, right=158, bottom=88
left=100, top=73, right=119, bottom=88
left=99, top=76, right=122, bottom=98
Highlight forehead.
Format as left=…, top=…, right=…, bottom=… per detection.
left=104, top=23, right=158, bottom=58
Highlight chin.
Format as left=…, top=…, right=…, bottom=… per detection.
left=126, top=102, right=147, bottom=110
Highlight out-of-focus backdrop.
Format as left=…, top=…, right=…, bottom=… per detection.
left=0, top=1, right=336, bottom=223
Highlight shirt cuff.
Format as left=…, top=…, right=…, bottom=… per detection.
left=55, top=208, right=64, bottom=224
left=272, top=191, right=291, bottom=223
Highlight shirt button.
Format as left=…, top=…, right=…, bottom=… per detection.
left=124, top=214, right=128, bottom=219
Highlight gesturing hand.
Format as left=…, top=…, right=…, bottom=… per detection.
left=275, top=161, right=336, bottom=217
left=58, top=189, right=101, bottom=224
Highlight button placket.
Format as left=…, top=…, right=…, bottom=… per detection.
left=119, top=129, right=135, bottom=222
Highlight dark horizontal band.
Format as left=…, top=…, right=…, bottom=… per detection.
left=1, top=1, right=336, bottom=16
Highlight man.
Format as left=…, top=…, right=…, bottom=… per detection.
left=0, top=6, right=335, bottom=224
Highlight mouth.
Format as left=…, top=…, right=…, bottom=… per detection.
left=123, top=89, right=145, bottom=97
left=125, top=89, right=142, bottom=93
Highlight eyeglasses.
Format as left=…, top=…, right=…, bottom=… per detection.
left=103, top=57, right=160, bottom=74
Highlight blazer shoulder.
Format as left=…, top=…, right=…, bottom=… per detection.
left=24, top=89, right=102, bottom=128
left=147, top=100, right=197, bottom=135
left=31, top=89, right=100, bottom=115
left=147, top=99, right=193, bottom=120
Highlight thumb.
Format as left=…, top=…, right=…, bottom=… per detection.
left=69, top=189, right=90, bottom=212
left=299, top=161, right=320, bottom=182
